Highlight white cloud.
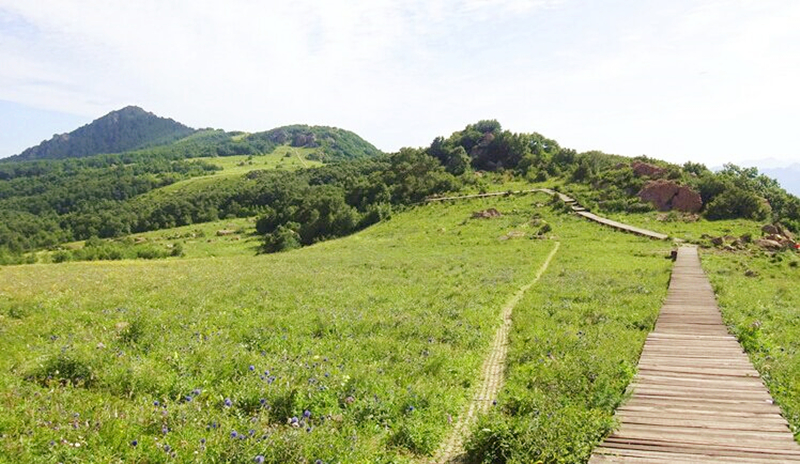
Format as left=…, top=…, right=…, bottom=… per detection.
left=0, top=0, right=798, bottom=164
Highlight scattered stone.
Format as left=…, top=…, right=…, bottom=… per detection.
left=216, top=229, right=236, bottom=236
left=744, top=269, right=759, bottom=277
left=762, top=224, right=780, bottom=235
left=711, top=237, right=725, bottom=246
left=472, top=208, right=502, bottom=219
left=499, top=231, right=526, bottom=240
left=755, top=238, right=784, bottom=251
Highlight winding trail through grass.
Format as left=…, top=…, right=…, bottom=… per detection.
left=433, top=241, right=562, bottom=464
left=293, top=149, right=309, bottom=168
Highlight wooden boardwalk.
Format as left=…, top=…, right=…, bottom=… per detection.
left=538, top=189, right=669, bottom=240
left=575, top=211, right=669, bottom=241
left=591, top=247, right=800, bottom=463
left=425, top=188, right=668, bottom=240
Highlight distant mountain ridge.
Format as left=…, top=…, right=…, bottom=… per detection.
left=8, top=106, right=196, bottom=161
left=761, top=164, right=800, bottom=197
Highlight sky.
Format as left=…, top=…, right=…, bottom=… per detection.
left=1, top=0, right=799, bottom=167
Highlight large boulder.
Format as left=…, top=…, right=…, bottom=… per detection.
left=631, top=161, right=667, bottom=178
left=639, top=180, right=677, bottom=211
left=638, top=180, right=702, bottom=213
left=672, top=186, right=703, bottom=213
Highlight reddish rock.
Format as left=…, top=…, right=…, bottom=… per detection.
left=672, top=186, right=703, bottom=213
left=638, top=180, right=702, bottom=213
left=632, top=161, right=667, bottom=178
left=639, top=180, right=678, bottom=211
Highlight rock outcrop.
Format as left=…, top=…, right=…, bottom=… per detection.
left=638, top=180, right=702, bottom=213
left=631, top=161, right=667, bottom=178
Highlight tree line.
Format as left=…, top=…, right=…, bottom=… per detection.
left=2, top=119, right=798, bottom=264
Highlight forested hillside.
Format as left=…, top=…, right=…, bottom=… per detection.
left=422, top=120, right=800, bottom=229
left=9, top=106, right=195, bottom=161
left=2, top=116, right=798, bottom=265
left=0, top=114, right=387, bottom=261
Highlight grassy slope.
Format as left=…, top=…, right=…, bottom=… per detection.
left=702, top=249, right=800, bottom=441
left=0, top=193, right=570, bottom=463
left=601, top=210, right=761, bottom=244
left=157, top=147, right=322, bottom=194
left=466, top=204, right=673, bottom=463
left=9, top=183, right=795, bottom=462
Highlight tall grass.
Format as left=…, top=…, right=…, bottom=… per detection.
left=1, top=194, right=558, bottom=462
left=465, top=210, right=673, bottom=463
left=703, top=249, right=800, bottom=441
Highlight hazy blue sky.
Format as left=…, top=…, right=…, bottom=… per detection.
left=1, top=0, right=798, bottom=166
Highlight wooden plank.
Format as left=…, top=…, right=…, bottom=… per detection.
left=599, top=437, right=800, bottom=458
left=591, top=447, right=792, bottom=463
left=613, top=414, right=791, bottom=433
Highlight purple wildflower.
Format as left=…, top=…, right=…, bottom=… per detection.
left=131, top=440, right=138, bottom=447
left=224, top=398, right=233, bottom=407
left=231, top=430, right=238, bottom=438
left=254, top=456, right=265, bottom=464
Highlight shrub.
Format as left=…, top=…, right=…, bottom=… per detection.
left=705, top=189, right=771, bottom=221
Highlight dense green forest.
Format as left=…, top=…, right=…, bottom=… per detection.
left=2, top=117, right=798, bottom=265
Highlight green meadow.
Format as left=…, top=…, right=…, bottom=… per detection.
left=465, top=200, right=674, bottom=463
left=0, top=192, right=672, bottom=463
left=702, top=249, right=800, bottom=441
left=5, top=186, right=799, bottom=462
